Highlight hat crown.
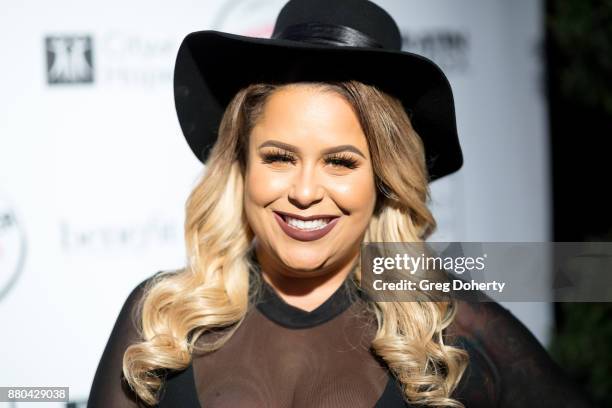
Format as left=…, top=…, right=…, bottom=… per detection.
left=271, top=0, right=402, bottom=51
left=173, top=0, right=463, bottom=181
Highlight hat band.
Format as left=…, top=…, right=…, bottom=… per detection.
left=272, top=21, right=384, bottom=49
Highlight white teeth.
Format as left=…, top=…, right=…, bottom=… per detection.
left=285, top=216, right=331, bottom=231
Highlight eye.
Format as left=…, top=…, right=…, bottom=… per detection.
left=260, top=149, right=360, bottom=169
left=261, top=148, right=297, bottom=165
left=324, top=153, right=359, bottom=169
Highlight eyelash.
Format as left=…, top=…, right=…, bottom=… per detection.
left=261, top=149, right=359, bottom=169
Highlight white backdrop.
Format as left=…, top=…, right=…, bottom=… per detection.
left=0, top=0, right=549, bottom=406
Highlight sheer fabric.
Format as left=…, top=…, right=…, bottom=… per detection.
left=88, top=269, right=593, bottom=408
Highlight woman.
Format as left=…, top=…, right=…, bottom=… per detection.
left=88, top=0, right=593, bottom=407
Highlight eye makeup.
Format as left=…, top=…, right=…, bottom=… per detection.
left=260, top=148, right=360, bottom=169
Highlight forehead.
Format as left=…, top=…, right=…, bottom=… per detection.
left=249, top=84, right=368, bottom=152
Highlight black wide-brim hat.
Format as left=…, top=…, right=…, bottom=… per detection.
left=173, top=0, right=463, bottom=181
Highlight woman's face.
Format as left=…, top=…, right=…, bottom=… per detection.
left=244, top=84, right=377, bottom=278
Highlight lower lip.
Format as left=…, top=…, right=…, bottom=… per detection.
left=273, top=212, right=340, bottom=242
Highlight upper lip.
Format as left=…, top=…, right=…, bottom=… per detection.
left=273, top=210, right=340, bottom=221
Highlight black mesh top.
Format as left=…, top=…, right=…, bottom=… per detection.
left=88, top=268, right=594, bottom=408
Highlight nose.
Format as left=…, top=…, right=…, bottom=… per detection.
left=288, top=162, right=325, bottom=209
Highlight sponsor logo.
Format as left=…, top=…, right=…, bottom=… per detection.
left=60, top=216, right=179, bottom=253
left=402, top=29, right=470, bottom=73
left=0, top=194, right=27, bottom=303
left=45, top=35, right=94, bottom=84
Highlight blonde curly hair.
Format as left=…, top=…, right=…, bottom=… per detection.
left=123, top=80, right=469, bottom=407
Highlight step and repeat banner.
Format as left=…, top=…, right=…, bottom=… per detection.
left=0, top=0, right=547, bottom=406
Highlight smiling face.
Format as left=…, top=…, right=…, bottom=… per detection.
left=244, top=84, right=377, bottom=279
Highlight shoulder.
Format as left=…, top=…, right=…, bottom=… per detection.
left=88, top=270, right=183, bottom=407
left=448, top=299, right=546, bottom=363
left=446, top=301, right=504, bottom=407
left=124, top=270, right=164, bottom=310
left=120, top=269, right=184, bottom=330
left=445, top=299, right=528, bottom=407
left=449, top=299, right=516, bottom=339
left=445, top=299, right=593, bottom=407
left=128, top=269, right=183, bottom=300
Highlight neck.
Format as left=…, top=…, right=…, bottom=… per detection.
left=253, top=240, right=360, bottom=312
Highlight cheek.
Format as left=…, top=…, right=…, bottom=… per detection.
left=245, top=165, right=289, bottom=206
left=330, top=172, right=377, bottom=215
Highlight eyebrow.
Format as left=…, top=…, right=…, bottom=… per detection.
left=258, top=140, right=366, bottom=159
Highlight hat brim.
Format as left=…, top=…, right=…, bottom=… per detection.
left=173, top=30, right=463, bottom=181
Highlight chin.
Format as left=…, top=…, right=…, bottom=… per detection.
left=278, top=249, right=330, bottom=273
